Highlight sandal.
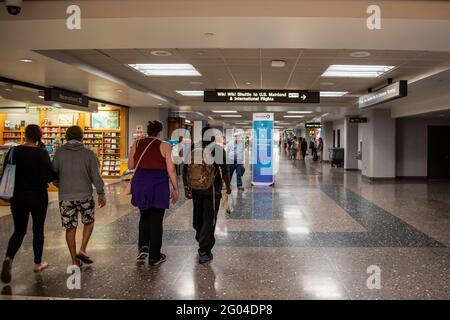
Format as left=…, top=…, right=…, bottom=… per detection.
left=76, top=253, right=93, bottom=264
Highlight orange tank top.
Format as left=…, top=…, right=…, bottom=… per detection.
left=134, top=138, right=166, bottom=171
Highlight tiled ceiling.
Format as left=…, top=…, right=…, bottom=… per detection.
left=64, top=48, right=450, bottom=98
left=57, top=48, right=450, bottom=124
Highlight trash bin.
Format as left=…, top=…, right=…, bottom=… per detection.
left=329, top=148, right=344, bottom=167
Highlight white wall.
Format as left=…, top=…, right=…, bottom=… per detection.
left=396, top=117, right=450, bottom=177
left=128, top=107, right=168, bottom=147
left=344, top=119, right=359, bottom=170
left=360, top=109, right=396, bottom=178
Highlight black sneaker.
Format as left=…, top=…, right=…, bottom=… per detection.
left=136, top=251, right=148, bottom=263
left=199, top=253, right=213, bottom=265
left=149, top=254, right=167, bottom=266
left=1, top=259, right=12, bottom=284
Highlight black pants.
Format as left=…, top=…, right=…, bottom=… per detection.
left=138, top=207, right=165, bottom=260
left=301, top=149, right=307, bottom=159
left=192, top=194, right=221, bottom=256
left=6, top=191, right=48, bottom=264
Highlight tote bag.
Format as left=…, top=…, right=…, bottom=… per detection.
left=0, top=148, right=16, bottom=200
left=125, top=139, right=157, bottom=195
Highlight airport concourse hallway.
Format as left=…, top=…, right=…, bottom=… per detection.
left=0, top=150, right=449, bottom=300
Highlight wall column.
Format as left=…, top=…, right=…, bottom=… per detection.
left=360, top=109, right=396, bottom=179
left=322, top=121, right=333, bottom=162
left=344, top=117, right=358, bottom=170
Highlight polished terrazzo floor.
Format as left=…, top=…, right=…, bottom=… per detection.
left=0, top=150, right=449, bottom=300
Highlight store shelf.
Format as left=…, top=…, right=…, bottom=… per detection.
left=40, top=126, right=122, bottom=175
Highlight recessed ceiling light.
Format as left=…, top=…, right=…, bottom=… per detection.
left=320, top=91, right=348, bottom=97
left=38, top=91, right=45, bottom=99
left=287, top=111, right=313, bottom=114
left=185, top=119, right=192, bottom=124
left=128, top=64, right=202, bottom=76
left=221, top=115, right=242, bottom=118
left=4, top=84, right=13, bottom=92
left=246, top=82, right=252, bottom=85
left=157, top=103, right=163, bottom=106
left=19, top=58, right=33, bottom=63
left=150, top=50, right=172, bottom=57
left=320, top=82, right=335, bottom=86
left=349, top=51, right=371, bottom=58
left=284, top=115, right=305, bottom=118
left=176, top=90, right=204, bottom=96
left=271, top=60, right=286, bottom=68
left=212, top=110, right=237, bottom=113
left=322, top=65, right=395, bottom=78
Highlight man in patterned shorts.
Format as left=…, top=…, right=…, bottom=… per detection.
left=53, top=126, right=106, bottom=267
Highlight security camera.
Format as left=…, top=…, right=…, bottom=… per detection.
left=6, top=0, right=23, bottom=16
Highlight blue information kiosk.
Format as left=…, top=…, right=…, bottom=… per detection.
left=252, top=113, right=274, bottom=186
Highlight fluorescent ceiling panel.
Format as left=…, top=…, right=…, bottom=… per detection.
left=320, top=91, right=348, bottom=97
left=212, top=110, right=238, bottom=113
left=176, top=90, right=204, bottom=96
left=287, top=111, right=313, bottom=114
left=321, top=65, right=395, bottom=78
left=128, top=64, right=202, bottom=76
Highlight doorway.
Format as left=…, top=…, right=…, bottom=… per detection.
left=428, top=126, right=450, bottom=179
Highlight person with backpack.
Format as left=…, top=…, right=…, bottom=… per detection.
left=52, top=126, right=106, bottom=268
left=183, top=127, right=231, bottom=265
left=128, top=121, right=179, bottom=265
left=1, top=125, right=56, bottom=284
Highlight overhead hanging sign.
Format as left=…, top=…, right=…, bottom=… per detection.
left=45, top=87, right=89, bottom=108
left=204, top=89, right=320, bottom=103
left=358, top=80, right=407, bottom=109
left=305, top=122, right=322, bottom=128
left=349, top=117, right=368, bottom=123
